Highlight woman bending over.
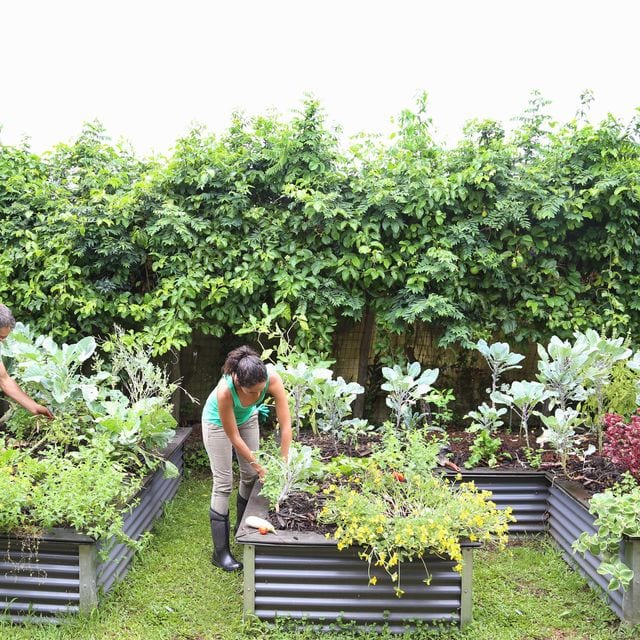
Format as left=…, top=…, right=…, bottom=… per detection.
left=202, top=346, right=292, bottom=571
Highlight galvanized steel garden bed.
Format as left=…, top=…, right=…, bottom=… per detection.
left=453, top=469, right=640, bottom=625
left=237, top=485, right=477, bottom=632
left=0, top=427, right=191, bottom=623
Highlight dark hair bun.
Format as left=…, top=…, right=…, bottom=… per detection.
left=222, top=346, right=267, bottom=387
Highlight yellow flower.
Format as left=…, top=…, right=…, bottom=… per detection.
left=369, top=576, right=377, bottom=586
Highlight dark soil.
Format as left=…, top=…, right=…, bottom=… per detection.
left=270, top=484, right=336, bottom=536
left=296, top=431, right=382, bottom=461
left=446, top=427, right=623, bottom=495
left=268, top=427, right=626, bottom=534
left=267, top=432, right=378, bottom=535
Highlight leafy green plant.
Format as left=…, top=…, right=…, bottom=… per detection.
left=381, top=362, right=440, bottom=432
left=492, top=380, right=551, bottom=447
left=29, top=438, right=143, bottom=548
left=536, top=408, right=587, bottom=473
left=103, top=325, right=183, bottom=406
left=476, top=340, right=525, bottom=400
left=577, top=330, right=632, bottom=450
left=536, top=336, right=592, bottom=411
left=0, top=324, right=180, bottom=545
left=338, top=418, right=376, bottom=452
left=466, top=429, right=502, bottom=469
left=321, top=454, right=371, bottom=478
left=93, top=397, right=178, bottom=476
left=522, top=446, right=543, bottom=469
left=371, top=428, right=443, bottom=478
left=0, top=323, right=110, bottom=415
left=275, top=360, right=333, bottom=436
left=463, top=403, right=506, bottom=468
left=582, top=360, right=639, bottom=444
left=315, top=376, right=364, bottom=439
left=258, top=443, right=322, bottom=513
left=0, top=447, right=32, bottom=531
left=627, top=352, right=640, bottom=408
left=573, top=474, right=640, bottom=591
left=422, top=387, right=456, bottom=431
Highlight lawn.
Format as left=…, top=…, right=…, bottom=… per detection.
left=2, top=472, right=639, bottom=640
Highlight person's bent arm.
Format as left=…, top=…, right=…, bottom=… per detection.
left=0, top=361, right=53, bottom=418
left=217, top=385, right=266, bottom=480
left=270, top=372, right=292, bottom=460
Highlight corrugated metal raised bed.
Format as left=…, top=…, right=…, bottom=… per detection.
left=237, top=487, right=477, bottom=633
left=0, top=427, right=191, bottom=623
left=447, top=469, right=549, bottom=534
left=547, top=479, right=640, bottom=625
left=451, top=469, right=640, bottom=625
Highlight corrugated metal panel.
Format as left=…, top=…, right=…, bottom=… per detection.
left=252, top=544, right=463, bottom=632
left=0, top=538, right=80, bottom=622
left=450, top=472, right=549, bottom=533
left=97, top=441, right=185, bottom=593
left=547, top=484, right=623, bottom=618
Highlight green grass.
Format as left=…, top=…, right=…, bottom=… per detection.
left=2, top=473, right=640, bottom=640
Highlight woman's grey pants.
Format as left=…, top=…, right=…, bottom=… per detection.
left=202, top=412, right=260, bottom=514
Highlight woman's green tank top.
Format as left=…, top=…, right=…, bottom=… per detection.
left=202, top=368, right=270, bottom=426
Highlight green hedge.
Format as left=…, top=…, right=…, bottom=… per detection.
left=1, top=94, right=639, bottom=359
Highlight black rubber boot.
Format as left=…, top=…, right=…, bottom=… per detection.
left=210, top=509, right=242, bottom=571
left=235, top=494, right=249, bottom=535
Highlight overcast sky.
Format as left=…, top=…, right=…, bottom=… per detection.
left=1, top=0, right=638, bottom=156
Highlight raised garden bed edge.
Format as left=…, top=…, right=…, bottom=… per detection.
left=0, top=427, right=191, bottom=623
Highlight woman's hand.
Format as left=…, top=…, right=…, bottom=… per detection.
left=252, top=461, right=266, bottom=481
left=32, top=403, right=54, bottom=419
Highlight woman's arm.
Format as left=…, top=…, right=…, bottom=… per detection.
left=217, top=382, right=265, bottom=479
left=0, top=361, right=53, bottom=418
left=269, top=371, right=292, bottom=459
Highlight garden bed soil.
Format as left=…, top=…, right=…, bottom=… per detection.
left=270, top=428, right=624, bottom=534
left=445, top=427, right=623, bottom=495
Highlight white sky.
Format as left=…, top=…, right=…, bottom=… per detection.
left=1, top=0, right=638, bottom=157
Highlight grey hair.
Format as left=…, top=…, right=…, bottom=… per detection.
left=0, top=304, right=16, bottom=330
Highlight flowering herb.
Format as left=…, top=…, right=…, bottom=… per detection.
left=318, top=436, right=513, bottom=595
